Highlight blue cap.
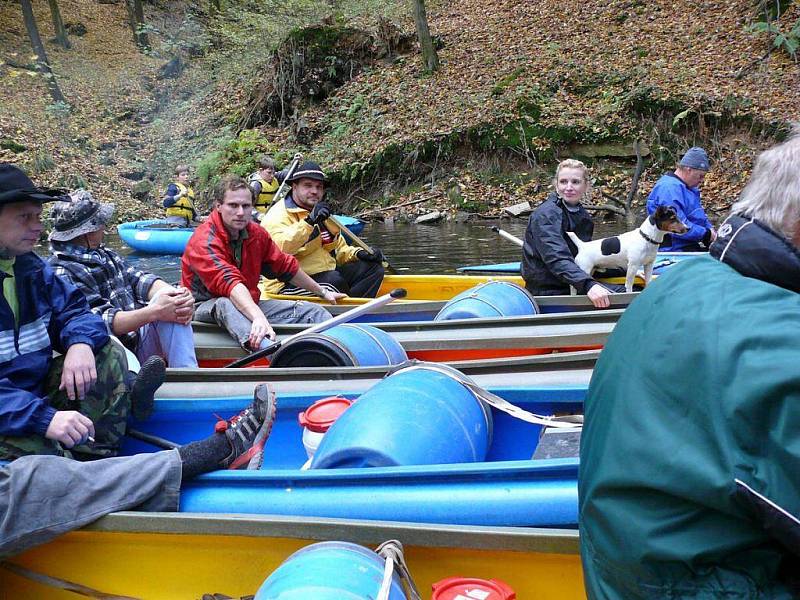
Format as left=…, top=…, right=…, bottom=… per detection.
left=679, top=147, right=710, bottom=171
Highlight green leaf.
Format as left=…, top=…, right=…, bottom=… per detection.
left=672, top=109, right=692, bottom=127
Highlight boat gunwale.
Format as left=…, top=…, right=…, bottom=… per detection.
left=82, top=512, right=581, bottom=554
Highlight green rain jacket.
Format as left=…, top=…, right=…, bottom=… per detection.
left=579, top=216, right=800, bottom=599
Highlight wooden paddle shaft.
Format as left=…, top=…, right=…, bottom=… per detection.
left=330, top=215, right=397, bottom=274
left=492, top=226, right=524, bottom=248
left=225, top=288, right=408, bottom=368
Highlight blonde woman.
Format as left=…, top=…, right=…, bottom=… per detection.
left=521, top=159, right=618, bottom=308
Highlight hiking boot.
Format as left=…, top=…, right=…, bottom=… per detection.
left=130, top=356, right=166, bottom=421
left=214, top=383, right=277, bottom=470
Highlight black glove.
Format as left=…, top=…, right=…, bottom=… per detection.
left=357, top=248, right=384, bottom=263
left=305, top=201, right=331, bottom=226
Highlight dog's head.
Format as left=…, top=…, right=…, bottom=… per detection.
left=652, top=205, right=689, bottom=234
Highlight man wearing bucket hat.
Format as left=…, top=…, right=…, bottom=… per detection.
left=646, top=146, right=716, bottom=252
left=261, top=161, right=385, bottom=298
left=48, top=190, right=198, bottom=369
left=0, top=164, right=162, bottom=461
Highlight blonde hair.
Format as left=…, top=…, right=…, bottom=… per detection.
left=553, top=159, right=592, bottom=201
left=731, top=126, right=800, bottom=241
left=175, top=165, right=190, bottom=176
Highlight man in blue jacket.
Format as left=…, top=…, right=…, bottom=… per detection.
left=646, top=147, right=716, bottom=251
left=0, top=164, right=162, bottom=461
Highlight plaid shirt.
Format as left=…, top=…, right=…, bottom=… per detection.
left=48, top=241, right=160, bottom=349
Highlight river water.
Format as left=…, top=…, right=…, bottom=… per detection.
left=44, top=218, right=627, bottom=283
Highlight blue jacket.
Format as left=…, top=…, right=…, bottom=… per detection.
left=646, top=173, right=713, bottom=251
left=0, top=253, right=108, bottom=437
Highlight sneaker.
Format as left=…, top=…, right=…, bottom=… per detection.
left=215, top=383, right=277, bottom=470
left=130, top=356, right=166, bottom=421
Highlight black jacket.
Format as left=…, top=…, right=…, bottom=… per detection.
left=521, top=192, right=597, bottom=295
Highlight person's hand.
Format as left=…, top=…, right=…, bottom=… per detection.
left=151, top=288, right=195, bottom=324
left=710, top=227, right=718, bottom=242
left=248, top=314, right=276, bottom=351
left=587, top=284, right=612, bottom=309
left=320, top=290, right=347, bottom=305
left=356, top=247, right=384, bottom=263
left=305, top=201, right=331, bottom=226
left=59, top=343, right=97, bottom=401
left=45, top=410, right=95, bottom=448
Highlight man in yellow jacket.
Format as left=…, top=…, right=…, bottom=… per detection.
left=261, top=161, right=384, bottom=297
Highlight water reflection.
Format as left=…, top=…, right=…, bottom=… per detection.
left=45, top=217, right=627, bottom=283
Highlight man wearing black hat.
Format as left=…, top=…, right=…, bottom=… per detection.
left=0, top=163, right=161, bottom=461
left=261, top=161, right=385, bottom=298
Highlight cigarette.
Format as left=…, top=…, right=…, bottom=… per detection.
left=87, top=436, right=95, bottom=443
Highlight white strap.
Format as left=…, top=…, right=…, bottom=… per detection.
left=394, top=363, right=583, bottom=429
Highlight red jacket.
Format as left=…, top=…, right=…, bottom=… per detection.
left=181, top=210, right=299, bottom=303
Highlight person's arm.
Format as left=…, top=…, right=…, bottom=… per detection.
left=228, top=282, right=274, bottom=348
left=250, top=180, right=263, bottom=198
left=332, top=232, right=362, bottom=266
left=530, top=211, right=597, bottom=293
left=288, top=269, right=346, bottom=303
left=162, top=184, right=183, bottom=208
left=261, top=206, right=315, bottom=255
left=649, top=185, right=713, bottom=245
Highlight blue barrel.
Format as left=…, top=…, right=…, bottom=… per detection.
left=310, top=365, right=493, bottom=468
left=434, top=281, right=539, bottom=321
left=255, top=541, right=406, bottom=599
left=270, top=323, right=407, bottom=368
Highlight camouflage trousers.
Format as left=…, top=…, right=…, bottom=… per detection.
left=0, top=342, right=132, bottom=461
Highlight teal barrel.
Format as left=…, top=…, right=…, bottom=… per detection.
left=270, top=323, right=407, bottom=368
left=255, top=541, right=407, bottom=599
left=434, top=281, right=539, bottom=321
left=310, top=364, right=493, bottom=469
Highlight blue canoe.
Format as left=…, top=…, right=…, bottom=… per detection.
left=123, top=380, right=583, bottom=527
left=457, top=251, right=705, bottom=274
left=118, top=216, right=364, bottom=255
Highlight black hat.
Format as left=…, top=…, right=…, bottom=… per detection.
left=0, top=163, right=65, bottom=206
left=286, top=161, right=327, bottom=183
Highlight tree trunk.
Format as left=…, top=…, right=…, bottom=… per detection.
left=209, top=0, right=220, bottom=15
left=20, top=0, right=67, bottom=104
left=46, top=0, right=71, bottom=49
left=125, top=0, right=150, bottom=51
left=411, top=0, right=439, bottom=72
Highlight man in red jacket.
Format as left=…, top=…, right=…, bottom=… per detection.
left=181, top=175, right=344, bottom=351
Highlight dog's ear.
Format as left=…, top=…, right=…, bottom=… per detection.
left=655, top=205, right=677, bottom=220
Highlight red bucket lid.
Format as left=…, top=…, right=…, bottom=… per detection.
left=298, top=396, right=353, bottom=433
left=431, top=577, right=516, bottom=600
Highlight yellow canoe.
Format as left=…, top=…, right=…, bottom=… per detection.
left=263, top=272, right=639, bottom=303
left=1, top=513, right=586, bottom=599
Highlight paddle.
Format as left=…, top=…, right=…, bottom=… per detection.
left=271, top=153, right=303, bottom=207
left=330, top=214, right=398, bottom=275
left=224, top=288, right=408, bottom=368
left=491, top=225, right=524, bottom=248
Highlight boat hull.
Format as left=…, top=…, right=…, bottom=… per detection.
left=0, top=514, right=585, bottom=599
left=123, top=385, right=584, bottom=527
left=192, top=309, right=621, bottom=366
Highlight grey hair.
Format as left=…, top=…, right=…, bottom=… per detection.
left=553, top=158, right=593, bottom=202
left=731, top=126, right=800, bottom=240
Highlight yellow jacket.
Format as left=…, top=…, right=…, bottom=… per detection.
left=261, top=196, right=360, bottom=293
left=165, top=182, right=196, bottom=221
left=247, top=173, right=280, bottom=214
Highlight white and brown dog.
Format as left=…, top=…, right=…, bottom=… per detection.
left=567, top=206, right=689, bottom=292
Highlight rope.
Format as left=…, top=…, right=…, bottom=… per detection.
left=375, top=540, right=423, bottom=600
left=0, top=562, right=141, bottom=599
left=392, top=362, right=583, bottom=429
